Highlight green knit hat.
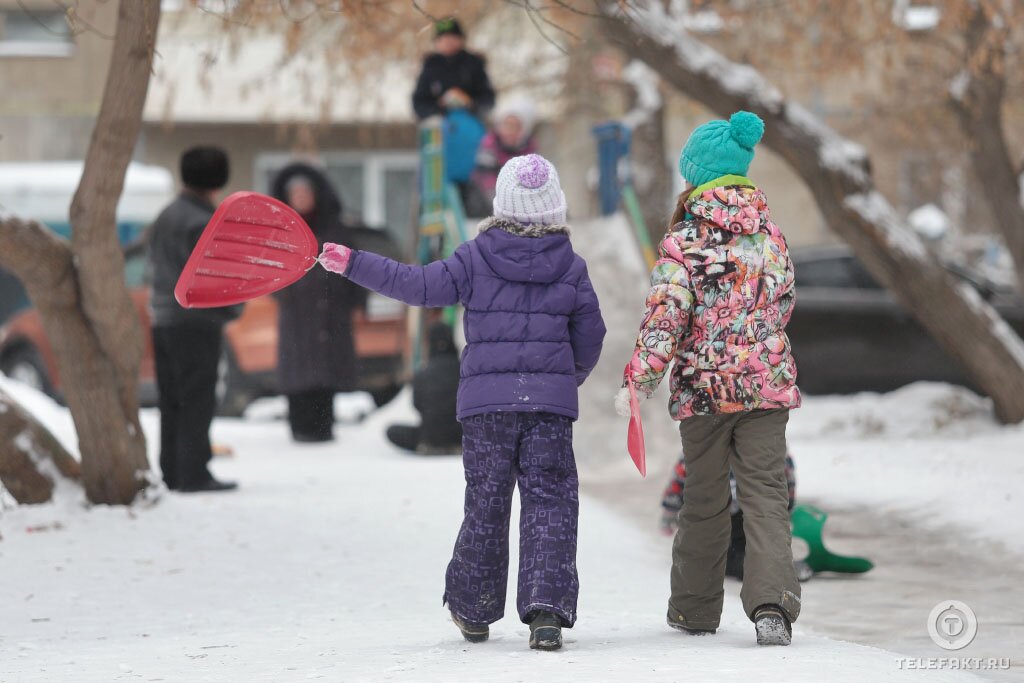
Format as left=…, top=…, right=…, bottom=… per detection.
left=678, top=111, right=765, bottom=187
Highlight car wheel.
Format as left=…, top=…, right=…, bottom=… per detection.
left=1, top=345, right=54, bottom=397
left=215, top=346, right=253, bottom=417
left=369, top=383, right=403, bottom=408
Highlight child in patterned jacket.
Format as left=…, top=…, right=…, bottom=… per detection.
left=616, top=111, right=802, bottom=646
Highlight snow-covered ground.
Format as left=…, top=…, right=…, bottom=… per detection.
left=0, top=384, right=994, bottom=682
left=790, top=383, right=1024, bottom=557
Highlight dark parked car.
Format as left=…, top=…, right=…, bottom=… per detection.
left=789, top=245, right=1024, bottom=395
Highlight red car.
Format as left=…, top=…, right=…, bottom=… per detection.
left=0, top=233, right=408, bottom=415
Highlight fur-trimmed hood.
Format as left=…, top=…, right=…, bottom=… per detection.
left=477, top=216, right=571, bottom=238
left=474, top=216, right=575, bottom=284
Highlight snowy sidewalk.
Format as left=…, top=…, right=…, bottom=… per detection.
left=0, top=393, right=983, bottom=682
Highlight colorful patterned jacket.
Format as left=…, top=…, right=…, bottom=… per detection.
left=626, top=177, right=801, bottom=419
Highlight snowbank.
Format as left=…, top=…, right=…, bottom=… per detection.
left=790, top=382, right=1024, bottom=558
left=0, top=374, right=78, bottom=459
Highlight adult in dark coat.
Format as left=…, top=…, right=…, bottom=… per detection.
left=271, top=163, right=366, bottom=443
left=149, top=146, right=241, bottom=493
left=386, top=322, right=462, bottom=454
left=411, top=18, right=495, bottom=121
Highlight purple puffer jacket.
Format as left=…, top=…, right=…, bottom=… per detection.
left=344, top=217, right=606, bottom=420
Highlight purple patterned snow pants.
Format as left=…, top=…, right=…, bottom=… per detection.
left=443, top=412, right=579, bottom=627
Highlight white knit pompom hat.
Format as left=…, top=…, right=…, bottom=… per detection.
left=492, top=154, right=567, bottom=226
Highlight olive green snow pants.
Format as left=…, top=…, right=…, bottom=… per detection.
left=667, top=409, right=801, bottom=630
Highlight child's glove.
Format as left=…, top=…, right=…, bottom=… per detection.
left=319, top=242, right=352, bottom=274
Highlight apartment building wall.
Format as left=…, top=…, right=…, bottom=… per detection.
left=0, top=0, right=115, bottom=161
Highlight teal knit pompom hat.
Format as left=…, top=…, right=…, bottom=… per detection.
left=678, top=111, right=765, bottom=187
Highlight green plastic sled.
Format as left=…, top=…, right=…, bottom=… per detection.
left=791, top=504, right=874, bottom=575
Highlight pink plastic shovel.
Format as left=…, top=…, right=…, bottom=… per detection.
left=174, top=191, right=319, bottom=309
left=627, top=377, right=647, bottom=478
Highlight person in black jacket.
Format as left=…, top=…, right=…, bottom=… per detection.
left=411, top=18, right=495, bottom=121
left=149, top=146, right=241, bottom=493
left=271, top=163, right=366, bottom=443
left=386, top=322, right=462, bottom=455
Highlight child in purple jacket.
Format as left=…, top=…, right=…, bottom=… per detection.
left=319, top=154, right=606, bottom=651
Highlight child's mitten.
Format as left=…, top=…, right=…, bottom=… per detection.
left=614, top=387, right=635, bottom=417
left=319, top=242, right=352, bottom=274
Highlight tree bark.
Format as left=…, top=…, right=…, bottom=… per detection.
left=623, top=61, right=673, bottom=245
left=0, top=0, right=161, bottom=504
left=948, top=3, right=1024, bottom=291
left=600, top=2, right=1024, bottom=424
left=0, top=387, right=80, bottom=505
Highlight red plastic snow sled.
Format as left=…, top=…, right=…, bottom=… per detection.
left=174, top=191, right=319, bottom=309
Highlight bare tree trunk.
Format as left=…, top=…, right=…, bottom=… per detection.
left=558, top=18, right=612, bottom=218
left=0, top=388, right=80, bottom=504
left=0, top=0, right=161, bottom=503
left=948, top=3, right=1024, bottom=291
left=623, top=61, right=673, bottom=244
left=600, top=2, right=1024, bottom=424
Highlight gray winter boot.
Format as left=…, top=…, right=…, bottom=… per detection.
left=753, top=604, right=792, bottom=646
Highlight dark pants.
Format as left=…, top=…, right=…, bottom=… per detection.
left=153, top=324, right=222, bottom=489
left=668, top=409, right=801, bottom=630
left=287, top=389, right=334, bottom=442
left=443, top=412, right=579, bottom=627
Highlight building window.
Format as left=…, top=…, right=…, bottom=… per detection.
left=255, top=151, right=419, bottom=255
left=0, top=9, right=73, bottom=58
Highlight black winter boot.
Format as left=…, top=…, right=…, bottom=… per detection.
left=528, top=611, right=563, bottom=651
left=450, top=611, right=489, bottom=643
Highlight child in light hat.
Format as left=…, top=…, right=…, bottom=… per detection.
left=467, top=97, right=539, bottom=214
left=320, top=153, right=605, bottom=651
left=616, top=111, right=802, bottom=646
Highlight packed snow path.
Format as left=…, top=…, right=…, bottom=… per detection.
left=0, top=396, right=985, bottom=682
